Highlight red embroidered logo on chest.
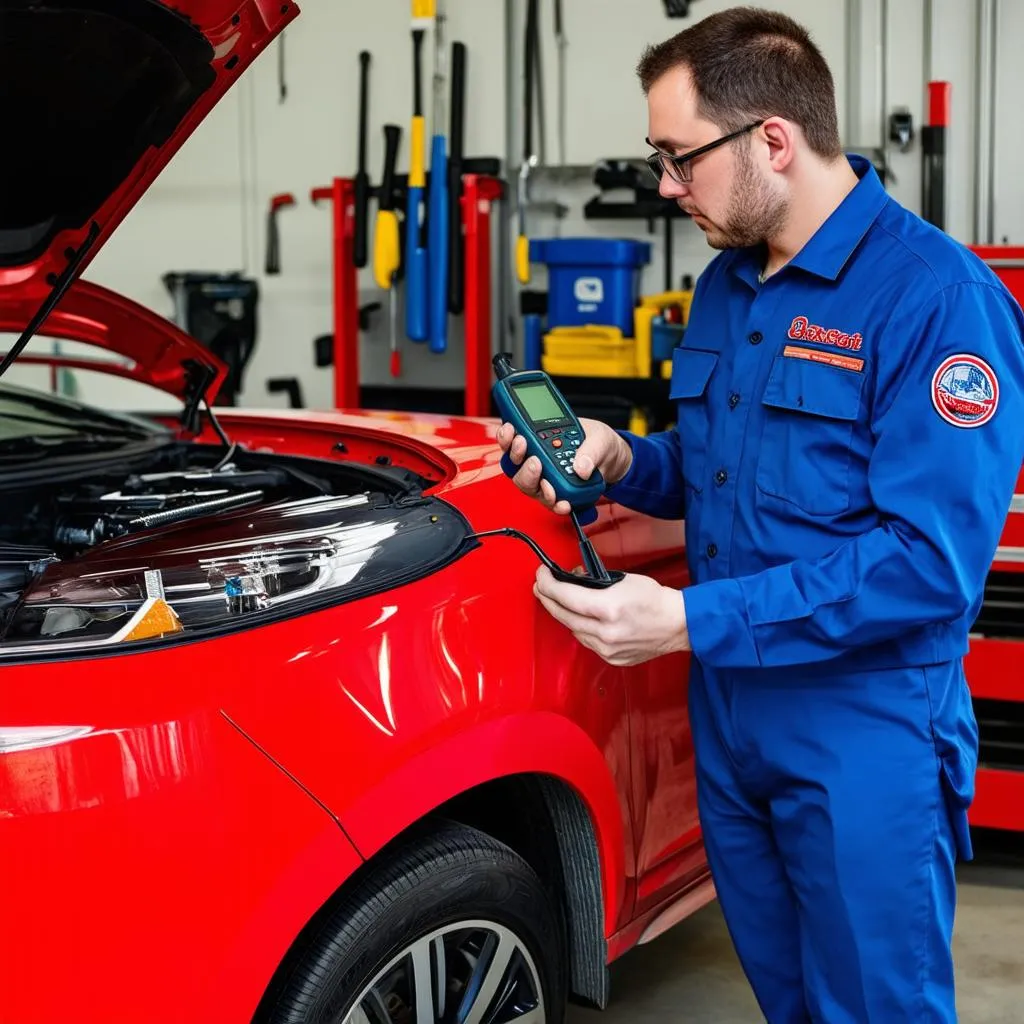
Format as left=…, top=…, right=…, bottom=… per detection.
left=787, top=316, right=864, bottom=351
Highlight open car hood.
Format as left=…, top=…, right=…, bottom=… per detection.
left=0, top=0, right=295, bottom=384
left=0, top=278, right=229, bottom=411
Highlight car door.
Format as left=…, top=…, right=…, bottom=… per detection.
left=614, top=504, right=705, bottom=917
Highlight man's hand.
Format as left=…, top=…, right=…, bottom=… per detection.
left=533, top=565, right=690, bottom=666
left=496, top=416, right=634, bottom=516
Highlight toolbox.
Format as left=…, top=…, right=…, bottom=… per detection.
left=529, top=237, right=651, bottom=336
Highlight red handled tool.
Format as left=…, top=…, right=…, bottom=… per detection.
left=265, top=192, right=295, bottom=275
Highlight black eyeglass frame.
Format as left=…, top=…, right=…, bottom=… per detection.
left=645, top=120, right=766, bottom=185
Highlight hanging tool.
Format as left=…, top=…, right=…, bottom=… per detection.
left=447, top=41, right=467, bottom=316
left=374, top=124, right=404, bottom=377
left=405, top=20, right=429, bottom=342
left=277, top=30, right=287, bottom=102
left=517, top=0, right=541, bottom=285
left=427, top=5, right=449, bottom=353
left=353, top=51, right=372, bottom=270
left=265, top=192, right=295, bottom=275
left=554, top=0, right=567, bottom=168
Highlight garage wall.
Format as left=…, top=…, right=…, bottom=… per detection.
left=12, top=0, right=1017, bottom=412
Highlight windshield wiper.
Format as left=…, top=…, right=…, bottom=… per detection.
left=0, top=221, right=101, bottom=380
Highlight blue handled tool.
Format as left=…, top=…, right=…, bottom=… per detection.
left=426, top=15, right=449, bottom=354
left=404, top=27, right=428, bottom=342
left=489, top=353, right=621, bottom=585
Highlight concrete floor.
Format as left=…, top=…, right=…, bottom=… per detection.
left=568, top=831, right=1024, bottom=1023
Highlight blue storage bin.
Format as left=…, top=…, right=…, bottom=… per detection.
left=530, top=237, right=651, bottom=336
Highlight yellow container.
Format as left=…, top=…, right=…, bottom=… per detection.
left=541, top=325, right=639, bottom=378
left=638, top=288, right=693, bottom=319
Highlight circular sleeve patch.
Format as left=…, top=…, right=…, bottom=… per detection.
left=931, top=353, right=999, bottom=428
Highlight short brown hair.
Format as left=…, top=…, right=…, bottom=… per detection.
left=637, top=6, right=843, bottom=160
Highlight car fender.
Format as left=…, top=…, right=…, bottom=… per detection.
left=333, top=709, right=630, bottom=936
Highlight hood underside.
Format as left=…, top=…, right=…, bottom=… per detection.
left=0, top=0, right=295, bottom=286
left=0, top=279, right=228, bottom=403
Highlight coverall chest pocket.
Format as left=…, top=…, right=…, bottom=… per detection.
left=669, top=347, right=719, bottom=494
left=756, top=354, right=866, bottom=516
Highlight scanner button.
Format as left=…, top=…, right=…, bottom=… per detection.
left=552, top=438, right=563, bottom=448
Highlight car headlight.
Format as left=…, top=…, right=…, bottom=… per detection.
left=0, top=494, right=470, bottom=660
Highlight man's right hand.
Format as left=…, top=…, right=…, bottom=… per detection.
left=495, top=417, right=634, bottom=516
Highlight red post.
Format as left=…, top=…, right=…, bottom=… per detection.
left=311, top=177, right=359, bottom=410
left=462, top=174, right=504, bottom=418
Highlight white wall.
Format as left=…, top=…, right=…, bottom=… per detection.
left=22, top=0, right=1018, bottom=413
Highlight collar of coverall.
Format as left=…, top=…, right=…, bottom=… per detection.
left=730, top=154, right=890, bottom=291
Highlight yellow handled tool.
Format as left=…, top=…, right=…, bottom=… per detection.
left=373, top=125, right=402, bottom=289
left=412, top=0, right=434, bottom=21
left=374, top=124, right=403, bottom=376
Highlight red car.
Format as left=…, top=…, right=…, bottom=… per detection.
left=1, top=3, right=711, bottom=1021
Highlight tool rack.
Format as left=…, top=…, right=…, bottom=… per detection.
left=308, top=171, right=505, bottom=418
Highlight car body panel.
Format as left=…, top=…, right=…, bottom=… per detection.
left=0, top=408, right=650, bottom=1021
left=0, top=705, right=361, bottom=1024
left=614, top=507, right=705, bottom=914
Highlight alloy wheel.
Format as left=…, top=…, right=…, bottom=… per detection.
left=342, top=918, right=547, bottom=1024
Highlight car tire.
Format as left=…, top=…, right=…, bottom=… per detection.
left=259, top=819, right=568, bottom=1024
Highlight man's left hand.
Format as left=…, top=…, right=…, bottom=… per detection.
left=533, top=565, right=690, bottom=666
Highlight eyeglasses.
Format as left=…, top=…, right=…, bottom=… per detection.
left=645, top=120, right=765, bottom=185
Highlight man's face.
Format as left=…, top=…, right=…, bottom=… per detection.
left=646, top=64, right=787, bottom=249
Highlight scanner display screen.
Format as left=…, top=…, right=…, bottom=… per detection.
left=512, top=381, right=565, bottom=423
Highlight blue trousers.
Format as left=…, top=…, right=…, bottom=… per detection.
left=689, top=658, right=977, bottom=1023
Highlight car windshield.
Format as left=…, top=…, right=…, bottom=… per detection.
left=0, top=382, right=166, bottom=442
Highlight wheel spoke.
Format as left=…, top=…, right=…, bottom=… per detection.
left=459, top=929, right=517, bottom=1024
left=514, top=1009, right=545, bottom=1024
left=411, top=935, right=439, bottom=1022
left=433, top=935, right=448, bottom=1019
left=344, top=1006, right=373, bottom=1024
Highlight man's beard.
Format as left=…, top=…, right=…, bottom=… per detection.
left=690, top=145, right=788, bottom=250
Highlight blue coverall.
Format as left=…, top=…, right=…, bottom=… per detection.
left=606, top=155, right=1024, bottom=1022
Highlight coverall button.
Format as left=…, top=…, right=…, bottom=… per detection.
left=749, top=331, right=763, bottom=345
left=715, top=469, right=728, bottom=485
left=706, top=543, right=718, bottom=558
left=729, top=392, right=741, bottom=409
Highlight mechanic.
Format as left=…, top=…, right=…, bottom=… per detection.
left=497, top=7, right=1024, bottom=1023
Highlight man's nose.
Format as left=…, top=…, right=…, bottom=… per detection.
left=658, top=173, right=687, bottom=200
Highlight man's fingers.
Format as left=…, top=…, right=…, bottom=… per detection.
left=514, top=455, right=546, bottom=499
left=572, top=450, right=594, bottom=480
left=496, top=423, right=513, bottom=452
left=495, top=428, right=582, bottom=515
left=538, top=477, right=559, bottom=508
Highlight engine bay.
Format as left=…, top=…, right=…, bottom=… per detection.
left=0, top=440, right=456, bottom=649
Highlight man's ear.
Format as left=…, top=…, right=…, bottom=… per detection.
left=761, top=118, right=796, bottom=172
